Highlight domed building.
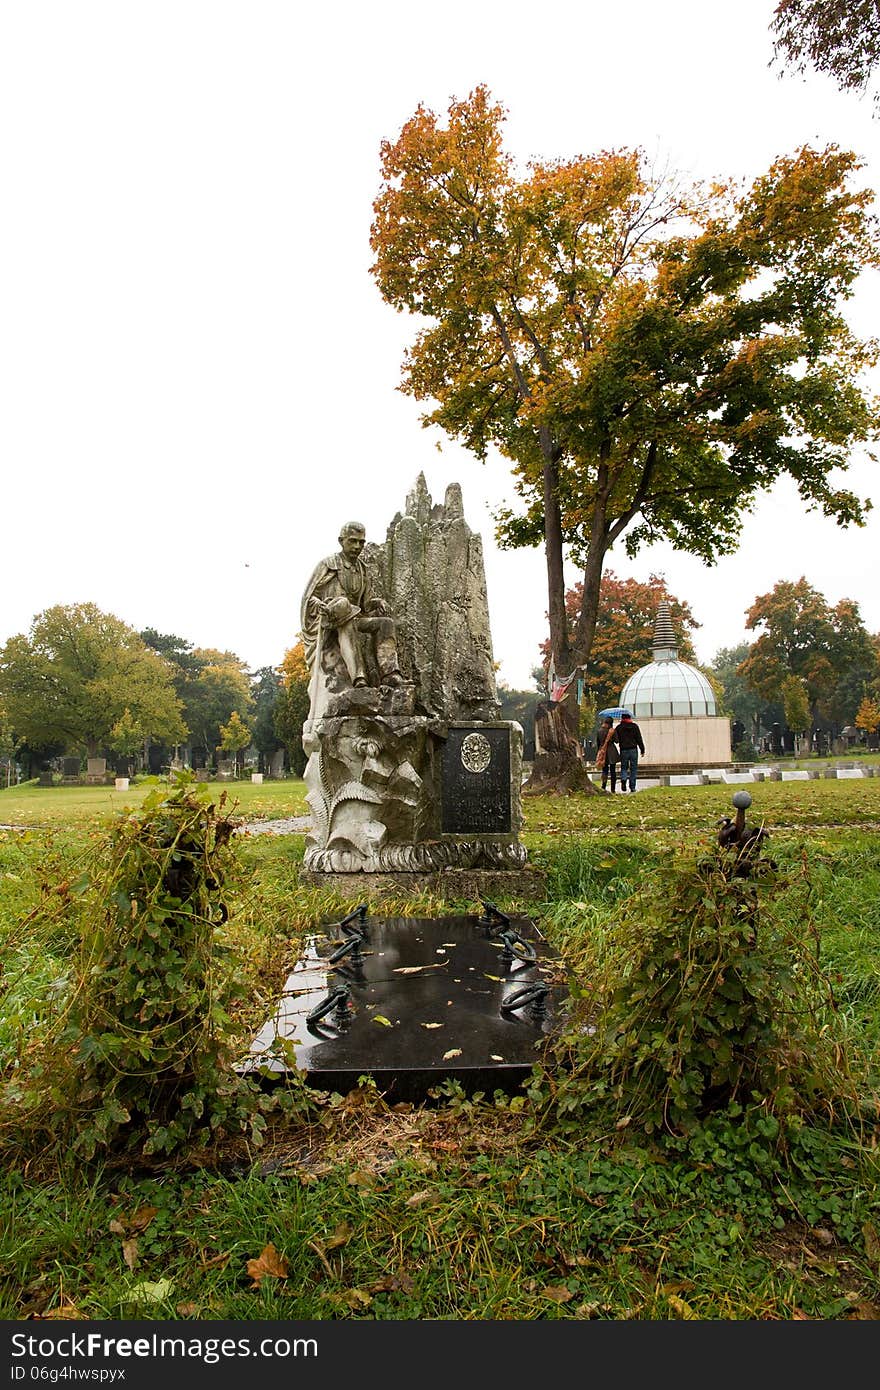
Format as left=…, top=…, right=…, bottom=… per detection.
left=618, top=602, right=732, bottom=771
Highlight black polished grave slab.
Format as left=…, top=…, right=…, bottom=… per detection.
left=441, top=726, right=512, bottom=834
left=242, top=912, right=568, bottom=1101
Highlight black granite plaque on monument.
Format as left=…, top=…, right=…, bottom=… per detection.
left=441, top=725, right=512, bottom=834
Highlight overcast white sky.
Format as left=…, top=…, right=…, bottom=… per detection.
left=2, top=0, right=878, bottom=690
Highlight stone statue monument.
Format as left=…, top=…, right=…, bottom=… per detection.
left=299, top=477, right=534, bottom=893
left=301, top=520, right=404, bottom=721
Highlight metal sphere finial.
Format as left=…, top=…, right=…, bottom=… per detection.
left=731, top=790, right=752, bottom=810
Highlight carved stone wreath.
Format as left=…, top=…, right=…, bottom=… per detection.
left=460, top=731, right=491, bottom=774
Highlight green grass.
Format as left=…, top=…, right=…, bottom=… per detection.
left=2, top=783, right=880, bottom=1321
left=0, top=777, right=310, bottom=828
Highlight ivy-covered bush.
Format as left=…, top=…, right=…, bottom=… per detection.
left=550, top=837, right=856, bottom=1138
left=54, top=776, right=272, bottom=1157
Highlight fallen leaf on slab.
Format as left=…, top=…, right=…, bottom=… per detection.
left=442, top=1048, right=462, bottom=1060
left=372, top=1015, right=393, bottom=1027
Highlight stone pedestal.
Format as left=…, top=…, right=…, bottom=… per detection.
left=302, top=706, right=527, bottom=878
left=251, top=772, right=263, bottom=784
left=85, top=756, right=106, bottom=785
left=114, top=777, right=129, bottom=791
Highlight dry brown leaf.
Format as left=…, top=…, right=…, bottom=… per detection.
left=848, top=1299, right=880, bottom=1319
left=175, top=1302, right=199, bottom=1317
left=542, top=1285, right=574, bottom=1304
left=34, top=1296, right=84, bottom=1321
left=325, top=1220, right=354, bottom=1250
left=420, top=1022, right=444, bottom=1029
left=369, top=1272, right=416, bottom=1294
left=347, top=1169, right=377, bottom=1190
left=246, top=1243, right=289, bottom=1287
left=667, top=1294, right=698, bottom=1319
left=341, top=1288, right=372, bottom=1309
left=129, top=1206, right=159, bottom=1233
left=122, top=1238, right=139, bottom=1272
left=863, top=1220, right=880, bottom=1263
left=405, top=1190, right=437, bottom=1209
left=442, top=1048, right=462, bottom=1060
left=108, top=1219, right=126, bottom=1236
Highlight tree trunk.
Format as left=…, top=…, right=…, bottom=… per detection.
left=524, top=696, right=599, bottom=796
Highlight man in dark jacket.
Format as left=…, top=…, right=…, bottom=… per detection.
left=615, top=713, right=645, bottom=792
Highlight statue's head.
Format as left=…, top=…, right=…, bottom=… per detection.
left=338, top=521, right=366, bottom=558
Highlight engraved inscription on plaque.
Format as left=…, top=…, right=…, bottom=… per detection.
left=442, top=726, right=512, bottom=834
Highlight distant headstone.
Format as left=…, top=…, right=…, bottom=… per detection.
left=268, top=750, right=285, bottom=779
left=195, top=769, right=211, bottom=782
left=85, top=756, right=106, bottom=785
left=39, top=771, right=54, bottom=787
left=251, top=772, right=264, bottom=784
left=62, top=757, right=81, bottom=781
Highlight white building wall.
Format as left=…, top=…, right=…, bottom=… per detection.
left=635, top=716, right=732, bottom=768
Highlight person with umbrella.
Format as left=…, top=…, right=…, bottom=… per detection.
left=615, top=711, right=645, bottom=792
left=595, top=716, right=620, bottom=793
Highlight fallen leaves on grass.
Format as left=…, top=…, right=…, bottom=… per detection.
left=246, top=1243, right=288, bottom=1288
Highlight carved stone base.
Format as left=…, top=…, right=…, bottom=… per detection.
left=297, top=865, right=547, bottom=903
left=302, top=836, right=528, bottom=875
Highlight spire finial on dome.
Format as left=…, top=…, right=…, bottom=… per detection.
left=652, top=600, right=678, bottom=661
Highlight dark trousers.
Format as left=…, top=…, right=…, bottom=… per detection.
left=601, top=761, right=617, bottom=792
left=619, top=748, right=639, bottom=790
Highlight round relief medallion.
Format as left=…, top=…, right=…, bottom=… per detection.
left=460, top=732, right=491, bottom=774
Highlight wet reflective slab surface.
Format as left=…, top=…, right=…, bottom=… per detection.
left=242, top=911, right=569, bottom=1101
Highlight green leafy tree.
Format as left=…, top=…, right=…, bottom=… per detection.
left=709, top=643, right=782, bottom=743
left=496, top=683, right=539, bottom=759
left=250, top=665, right=286, bottom=773
left=181, top=650, right=253, bottom=764
left=371, top=86, right=879, bottom=787
left=0, top=704, right=17, bottom=787
left=273, top=644, right=311, bottom=778
left=108, top=707, right=146, bottom=777
left=218, top=710, right=251, bottom=776
left=781, top=675, right=811, bottom=747
left=772, top=1, right=880, bottom=106
left=0, top=604, right=185, bottom=759
left=739, top=578, right=877, bottom=730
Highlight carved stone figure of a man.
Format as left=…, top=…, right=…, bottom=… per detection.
left=301, top=521, right=403, bottom=690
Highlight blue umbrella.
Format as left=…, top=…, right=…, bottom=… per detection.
left=597, top=707, right=633, bottom=719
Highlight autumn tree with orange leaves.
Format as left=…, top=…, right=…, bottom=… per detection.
left=371, top=86, right=879, bottom=790
left=738, top=577, right=877, bottom=732
left=539, top=572, right=699, bottom=718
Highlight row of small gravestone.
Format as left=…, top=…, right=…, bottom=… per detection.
left=649, top=766, right=879, bottom=786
